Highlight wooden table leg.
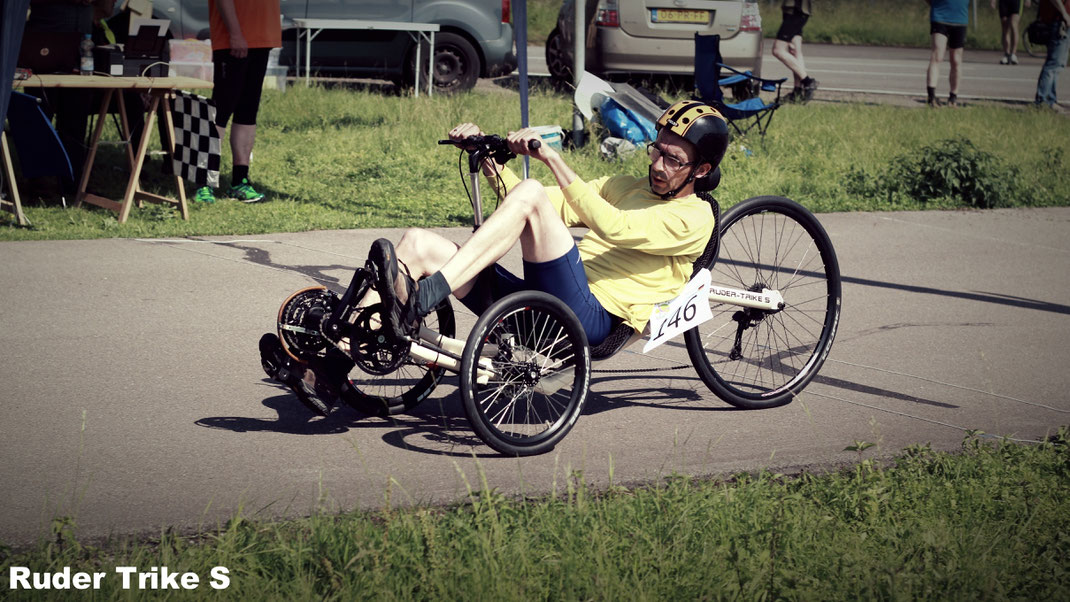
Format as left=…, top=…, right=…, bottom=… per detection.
left=75, top=88, right=114, bottom=208
left=159, top=91, right=189, bottom=220
left=117, top=93, right=158, bottom=224
left=0, top=131, right=30, bottom=226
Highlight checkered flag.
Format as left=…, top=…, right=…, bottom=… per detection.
left=170, top=91, right=221, bottom=189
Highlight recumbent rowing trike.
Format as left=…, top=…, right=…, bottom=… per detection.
left=259, top=132, right=841, bottom=457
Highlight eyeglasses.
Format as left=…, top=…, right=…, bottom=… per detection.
left=647, top=143, right=693, bottom=173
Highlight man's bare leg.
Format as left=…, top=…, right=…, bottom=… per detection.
left=436, top=179, right=575, bottom=294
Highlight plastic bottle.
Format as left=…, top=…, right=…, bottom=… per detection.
left=79, top=34, right=94, bottom=76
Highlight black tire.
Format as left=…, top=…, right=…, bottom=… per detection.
left=685, top=196, right=841, bottom=409
left=460, top=291, right=591, bottom=456
left=424, top=31, right=480, bottom=93
left=341, top=299, right=456, bottom=417
left=545, top=27, right=572, bottom=84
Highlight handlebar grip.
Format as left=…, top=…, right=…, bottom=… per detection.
left=528, top=139, right=541, bottom=150
left=438, top=139, right=454, bottom=145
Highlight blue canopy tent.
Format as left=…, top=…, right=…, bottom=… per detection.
left=1, top=0, right=32, bottom=225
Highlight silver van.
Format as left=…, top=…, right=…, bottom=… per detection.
left=546, top=0, right=763, bottom=82
left=154, top=0, right=516, bottom=92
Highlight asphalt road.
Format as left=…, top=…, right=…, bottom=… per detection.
left=524, top=41, right=1046, bottom=104
left=2, top=207, right=1068, bottom=545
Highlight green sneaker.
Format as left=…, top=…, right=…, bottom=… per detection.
left=193, top=186, right=216, bottom=203
left=228, top=178, right=265, bottom=203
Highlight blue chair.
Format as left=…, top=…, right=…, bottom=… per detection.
left=694, top=34, right=787, bottom=138
left=5, top=91, right=75, bottom=192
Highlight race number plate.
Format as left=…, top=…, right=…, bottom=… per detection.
left=644, top=269, right=713, bottom=353
left=650, top=9, right=710, bottom=25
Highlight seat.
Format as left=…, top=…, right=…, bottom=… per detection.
left=693, top=33, right=787, bottom=138
left=5, top=91, right=75, bottom=193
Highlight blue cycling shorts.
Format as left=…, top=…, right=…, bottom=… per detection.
left=457, top=245, right=619, bottom=345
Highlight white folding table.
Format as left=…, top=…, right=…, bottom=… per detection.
left=291, top=18, right=440, bottom=96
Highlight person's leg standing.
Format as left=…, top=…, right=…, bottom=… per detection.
left=927, top=28, right=949, bottom=105
left=227, top=47, right=270, bottom=202
left=949, top=47, right=964, bottom=102
left=1008, top=4, right=1022, bottom=62
left=1035, top=24, right=1070, bottom=106
left=198, top=48, right=249, bottom=202
left=772, top=9, right=812, bottom=98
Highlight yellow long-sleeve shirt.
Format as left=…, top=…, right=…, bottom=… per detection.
left=493, top=168, right=715, bottom=332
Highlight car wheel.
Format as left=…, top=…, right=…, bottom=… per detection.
left=545, top=27, right=572, bottom=84
left=421, top=31, right=480, bottom=93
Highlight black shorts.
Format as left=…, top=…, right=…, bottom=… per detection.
left=998, top=0, right=1021, bottom=18
left=931, top=22, right=968, bottom=49
left=211, top=47, right=271, bottom=127
left=776, top=11, right=810, bottom=42
left=456, top=245, right=619, bottom=346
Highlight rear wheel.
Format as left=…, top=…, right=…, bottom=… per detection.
left=460, top=291, right=590, bottom=456
left=685, top=196, right=841, bottom=409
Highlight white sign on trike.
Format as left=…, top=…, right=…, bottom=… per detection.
left=643, top=269, right=786, bottom=353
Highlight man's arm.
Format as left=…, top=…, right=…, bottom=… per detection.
left=214, top=0, right=248, bottom=57
left=506, top=128, right=578, bottom=190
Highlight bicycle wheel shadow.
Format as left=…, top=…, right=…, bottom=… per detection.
left=584, top=372, right=744, bottom=415
left=194, top=379, right=500, bottom=457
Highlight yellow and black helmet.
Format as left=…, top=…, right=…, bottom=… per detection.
left=656, top=100, right=730, bottom=169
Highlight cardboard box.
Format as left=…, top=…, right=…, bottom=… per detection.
left=168, top=61, right=213, bottom=82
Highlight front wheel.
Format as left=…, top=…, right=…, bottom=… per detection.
left=460, top=291, right=591, bottom=456
left=685, top=196, right=841, bottom=409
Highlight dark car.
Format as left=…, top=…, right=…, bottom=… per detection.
left=154, top=0, right=516, bottom=92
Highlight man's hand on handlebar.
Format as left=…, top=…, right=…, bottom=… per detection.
left=449, top=123, right=501, bottom=177
left=506, top=128, right=555, bottom=164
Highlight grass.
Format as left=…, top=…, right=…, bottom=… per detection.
left=2, top=430, right=1068, bottom=599
left=4, top=82, right=1068, bottom=241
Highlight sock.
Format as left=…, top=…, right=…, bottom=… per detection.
left=233, top=164, right=249, bottom=184
left=414, top=271, right=451, bottom=317
left=927, top=86, right=936, bottom=104
left=949, top=93, right=958, bottom=105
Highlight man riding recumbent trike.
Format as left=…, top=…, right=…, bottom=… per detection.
left=258, top=100, right=842, bottom=457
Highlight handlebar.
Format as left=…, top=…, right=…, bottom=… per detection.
left=438, top=135, right=540, bottom=172
left=439, top=135, right=542, bottom=229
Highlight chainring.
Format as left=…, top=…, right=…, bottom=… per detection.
left=277, top=286, right=338, bottom=363
left=348, top=303, right=411, bottom=375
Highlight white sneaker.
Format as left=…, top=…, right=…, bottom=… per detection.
left=1010, top=53, right=1019, bottom=65
left=1000, top=54, right=1010, bottom=65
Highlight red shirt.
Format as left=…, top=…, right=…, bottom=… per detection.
left=208, top=0, right=282, bottom=50
left=1038, top=0, right=1070, bottom=23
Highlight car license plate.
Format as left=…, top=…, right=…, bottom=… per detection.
left=651, top=9, right=709, bottom=24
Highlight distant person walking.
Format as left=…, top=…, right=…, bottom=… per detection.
left=772, top=0, right=818, bottom=102
left=195, top=0, right=282, bottom=203
left=1034, top=0, right=1070, bottom=108
left=925, top=0, right=969, bottom=106
left=992, top=0, right=1032, bottom=64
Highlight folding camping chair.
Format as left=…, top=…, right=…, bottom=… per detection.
left=693, top=34, right=787, bottom=138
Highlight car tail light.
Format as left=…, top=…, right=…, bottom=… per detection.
left=596, top=0, right=620, bottom=28
left=501, top=0, right=510, bottom=24
left=740, top=0, right=762, bottom=32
